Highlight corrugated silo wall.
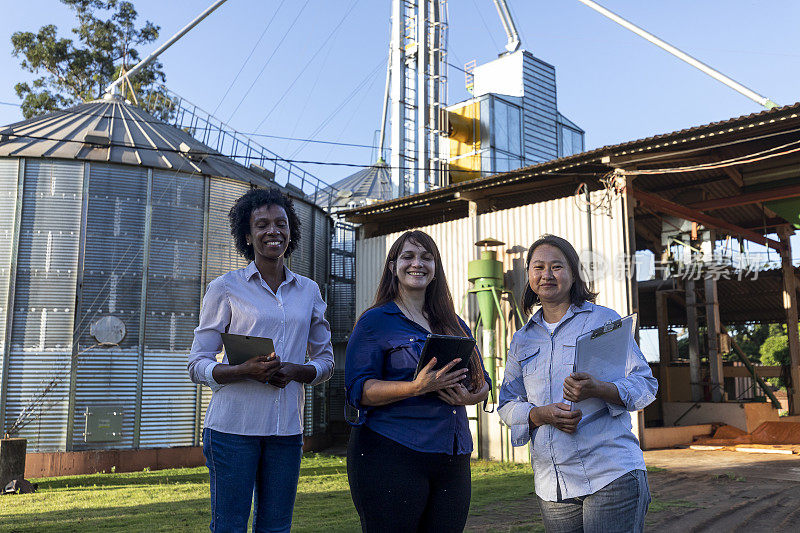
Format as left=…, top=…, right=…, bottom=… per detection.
left=355, top=191, right=628, bottom=459
left=3, top=159, right=84, bottom=451
left=73, top=163, right=147, bottom=450
left=0, top=160, right=17, bottom=411
left=290, top=198, right=331, bottom=437
left=140, top=170, right=206, bottom=447
left=200, top=177, right=251, bottom=443
left=0, top=160, right=330, bottom=451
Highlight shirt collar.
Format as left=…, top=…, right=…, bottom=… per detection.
left=382, top=300, right=404, bottom=315
left=526, top=300, right=594, bottom=330
left=245, top=261, right=298, bottom=287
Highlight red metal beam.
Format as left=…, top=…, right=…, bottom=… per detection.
left=689, top=183, right=800, bottom=211
left=631, top=187, right=785, bottom=251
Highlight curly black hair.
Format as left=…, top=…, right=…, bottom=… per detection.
left=228, top=188, right=301, bottom=261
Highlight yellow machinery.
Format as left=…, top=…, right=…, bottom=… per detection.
left=445, top=103, right=482, bottom=184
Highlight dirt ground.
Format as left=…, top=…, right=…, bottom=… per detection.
left=465, top=448, right=800, bottom=532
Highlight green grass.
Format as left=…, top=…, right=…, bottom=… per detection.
left=0, top=454, right=671, bottom=532
left=648, top=499, right=698, bottom=513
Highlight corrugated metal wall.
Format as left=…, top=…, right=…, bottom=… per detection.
left=522, top=52, right=558, bottom=165
left=0, top=159, right=18, bottom=381
left=140, top=169, right=205, bottom=448
left=314, top=209, right=329, bottom=289
left=200, top=177, right=251, bottom=441
left=354, top=191, right=628, bottom=459
left=290, top=199, right=314, bottom=277
left=71, top=163, right=147, bottom=449
left=356, top=190, right=629, bottom=327
left=6, top=159, right=84, bottom=451
left=0, top=160, right=333, bottom=450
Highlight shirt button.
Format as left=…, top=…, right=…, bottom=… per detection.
left=452, top=410, right=457, bottom=415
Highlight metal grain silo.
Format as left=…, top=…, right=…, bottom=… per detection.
left=0, top=94, right=332, bottom=452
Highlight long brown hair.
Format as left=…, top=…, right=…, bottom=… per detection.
left=366, top=230, right=484, bottom=391
left=522, top=234, right=598, bottom=314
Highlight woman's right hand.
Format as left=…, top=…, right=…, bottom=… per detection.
left=239, top=353, right=282, bottom=383
left=412, top=357, right=468, bottom=396
left=529, top=402, right=582, bottom=433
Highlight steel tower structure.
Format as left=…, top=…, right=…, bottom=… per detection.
left=388, top=0, right=448, bottom=197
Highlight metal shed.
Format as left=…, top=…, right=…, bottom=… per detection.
left=0, top=95, right=332, bottom=452
left=344, top=102, right=800, bottom=456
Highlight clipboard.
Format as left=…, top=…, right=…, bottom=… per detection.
left=221, top=332, right=275, bottom=366
left=570, top=313, right=637, bottom=419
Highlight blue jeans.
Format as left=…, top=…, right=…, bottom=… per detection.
left=537, top=469, right=650, bottom=533
left=203, top=428, right=304, bottom=533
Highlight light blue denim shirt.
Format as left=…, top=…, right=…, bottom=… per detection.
left=188, top=262, right=334, bottom=436
left=498, top=301, right=657, bottom=501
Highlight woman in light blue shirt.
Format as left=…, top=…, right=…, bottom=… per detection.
left=498, top=234, right=657, bottom=533
left=188, top=188, right=334, bottom=533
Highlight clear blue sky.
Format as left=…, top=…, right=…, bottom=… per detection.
left=1, top=0, right=799, bottom=360
left=1, top=0, right=799, bottom=186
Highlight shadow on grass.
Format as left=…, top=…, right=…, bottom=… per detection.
left=1, top=490, right=362, bottom=533
left=0, top=498, right=211, bottom=533
left=299, top=465, right=347, bottom=477
left=38, top=470, right=210, bottom=490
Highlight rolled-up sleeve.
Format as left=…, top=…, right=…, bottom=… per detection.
left=609, top=337, right=658, bottom=416
left=498, top=344, right=538, bottom=447
left=344, top=314, right=383, bottom=409
left=306, top=284, right=334, bottom=386
left=188, top=278, right=230, bottom=392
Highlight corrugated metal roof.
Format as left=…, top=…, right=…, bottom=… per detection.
left=343, top=101, right=800, bottom=218
left=312, top=162, right=392, bottom=211
left=0, top=95, right=271, bottom=185
left=638, top=269, right=794, bottom=327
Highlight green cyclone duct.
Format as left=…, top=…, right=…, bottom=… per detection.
left=467, top=239, right=506, bottom=393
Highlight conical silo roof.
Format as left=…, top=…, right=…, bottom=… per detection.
left=0, top=95, right=270, bottom=184
left=313, top=161, right=392, bottom=211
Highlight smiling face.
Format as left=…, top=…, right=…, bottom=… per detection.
left=392, top=239, right=436, bottom=294
left=528, top=244, right=574, bottom=306
left=247, top=204, right=290, bottom=261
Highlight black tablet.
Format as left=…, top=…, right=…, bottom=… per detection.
left=221, top=332, right=276, bottom=366
left=413, top=334, right=476, bottom=379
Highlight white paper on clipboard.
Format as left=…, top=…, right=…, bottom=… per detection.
left=570, top=313, right=637, bottom=420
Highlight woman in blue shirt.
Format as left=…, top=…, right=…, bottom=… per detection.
left=345, top=230, right=490, bottom=533
left=498, top=234, right=657, bottom=533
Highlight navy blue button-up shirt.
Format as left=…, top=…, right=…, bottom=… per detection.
left=345, top=301, right=490, bottom=455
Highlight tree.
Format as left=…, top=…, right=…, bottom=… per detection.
left=11, top=0, right=167, bottom=119
left=760, top=323, right=790, bottom=387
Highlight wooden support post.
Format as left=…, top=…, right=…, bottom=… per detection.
left=685, top=279, right=703, bottom=401
left=705, top=275, right=725, bottom=402
left=655, top=291, right=672, bottom=402
left=621, top=174, right=646, bottom=448
left=779, top=228, right=800, bottom=415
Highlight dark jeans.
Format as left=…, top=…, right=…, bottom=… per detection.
left=536, top=469, right=651, bottom=533
left=347, top=425, right=471, bottom=533
left=202, top=428, right=303, bottom=533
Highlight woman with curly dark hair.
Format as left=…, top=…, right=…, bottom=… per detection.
left=188, top=187, right=333, bottom=533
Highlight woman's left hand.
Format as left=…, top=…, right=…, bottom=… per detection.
left=437, top=382, right=490, bottom=406
left=269, top=362, right=316, bottom=388
left=563, top=372, right=602, bottom=402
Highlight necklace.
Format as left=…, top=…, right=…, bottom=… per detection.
left=396, top=298, right=428, bottom=328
